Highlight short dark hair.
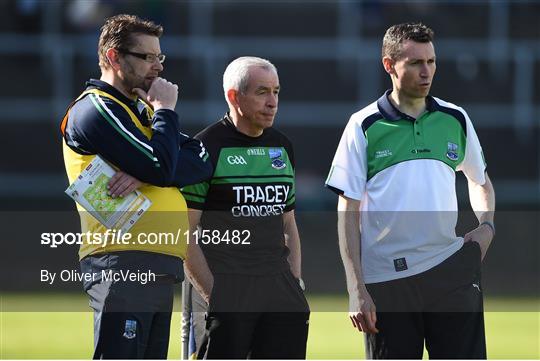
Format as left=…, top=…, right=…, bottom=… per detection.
left=382, top=22, right=434, bottom=60
left=98, top=14, right=163, bottom=70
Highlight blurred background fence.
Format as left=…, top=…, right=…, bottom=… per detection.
left=0, top=0, right=538, bottom=296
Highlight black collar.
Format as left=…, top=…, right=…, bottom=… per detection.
left=377, top=89, right=438, bottom=121
left=222, top=112, right=268, bottom=140
left=223, top=112, right=234, bottom=127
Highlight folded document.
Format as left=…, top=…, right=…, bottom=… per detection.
left=65, top=155, right=152, bottom=232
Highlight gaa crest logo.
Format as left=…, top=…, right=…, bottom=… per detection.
left=269, top=148, right=286, bottom=170
left=123, top=320, right=137, bottom=340
left=446, top=142, right=459, bottom=161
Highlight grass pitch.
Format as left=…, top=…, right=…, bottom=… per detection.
left=1, top=293, right=538, bottom=359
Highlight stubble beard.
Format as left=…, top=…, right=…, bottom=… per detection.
left=122, top=62, right=149, bottom=93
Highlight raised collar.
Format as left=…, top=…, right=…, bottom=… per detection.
left=85, top=79, right=137, bottom=106
left=376, top=89, right=438, bottom=121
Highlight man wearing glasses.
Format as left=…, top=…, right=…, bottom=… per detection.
left=61, top=14, right=212, bottom=359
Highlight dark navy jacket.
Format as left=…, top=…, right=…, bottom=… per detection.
left=63, top=79, right=212, bottom=187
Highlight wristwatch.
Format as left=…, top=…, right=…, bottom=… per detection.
left=480, top=221, right=496, bottom=236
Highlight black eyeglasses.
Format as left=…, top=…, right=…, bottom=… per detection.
left=119, top=50, right=166, bottom=64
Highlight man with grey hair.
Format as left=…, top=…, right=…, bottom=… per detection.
left=181, top=56, right=310, bottom=359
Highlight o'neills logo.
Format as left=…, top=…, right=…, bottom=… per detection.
left=247, top=148, right=266, bottom=156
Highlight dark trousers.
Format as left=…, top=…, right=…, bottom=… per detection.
left=88, top=276, right=175, bottom=359
left=204, top=311, right=309, bottom=359
left=365, top=241, right=486, bottom=359
left=189, top=270, right=310, bottom=359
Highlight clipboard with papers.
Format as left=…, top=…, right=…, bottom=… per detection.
left=65, top=155, right=152, bottom=232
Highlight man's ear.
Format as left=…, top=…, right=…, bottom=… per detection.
left=382, top=56, right=395, bottom=75
left=227, top=89, right=239, bottom=109
left=105, top=48, right=121, bottom=71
